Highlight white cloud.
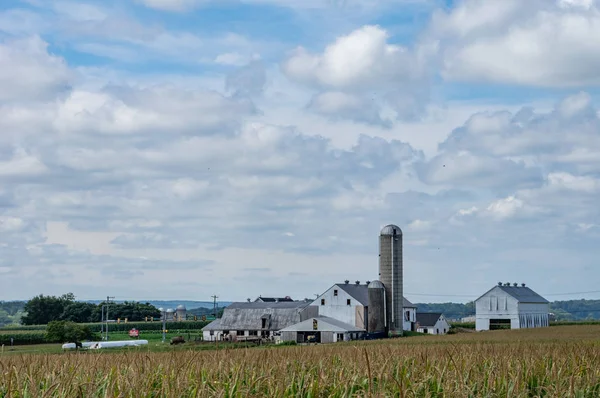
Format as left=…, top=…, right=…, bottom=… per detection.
left=306, top=91, right=391, bottom=127
left=433, top=0, right=600, bottom=86
left=283, top=25, right=421, bottom=90
left=136, top=0, right=206, bottom=12
left=0, top=36, right=71, bottom=102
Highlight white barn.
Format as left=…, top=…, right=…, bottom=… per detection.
left=310, top=281, right=417, bottom=332
left=475, top=283, right=549, bottom=331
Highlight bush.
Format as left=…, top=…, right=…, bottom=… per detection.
left=46, top=321, right=97, bottom=343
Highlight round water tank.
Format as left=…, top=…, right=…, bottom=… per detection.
left=368, top=280, right=386, bottom=334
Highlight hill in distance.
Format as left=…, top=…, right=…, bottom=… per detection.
left=84, top=300, right=233, bottom=310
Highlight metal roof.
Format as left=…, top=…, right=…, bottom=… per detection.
left=279, top=316, right=365, bottom=333
left=255, top=297, right=294, bottom=302
left=227, top=301, right=309, bottom=310
left=380, top=224, right=402, bottom=236
left=335, top=283, right=416, bottom=308
left=368, top=280, right=385, bottom=289
left=201, top=318, right=222, bottom=331
left=201, top=301, right=311, bottom=332
left=337, top=283, right=369, bottom=305
left=416, top=312, right=443, bottom=327
left=476, top=285, right=549, bottom=304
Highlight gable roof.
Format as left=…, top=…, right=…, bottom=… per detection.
left=332, top=283, right=417, bottom=308
left=279, top=316, right=365, bottom=333
left=416, top=312, right=443, bottom=327
left=476, top=285, right=549, bottom=304
left=336, top=283, right=369, bottom=305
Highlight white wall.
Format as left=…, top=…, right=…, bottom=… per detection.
left=311, top=285, right=361, bottom=328
left=403, top=307, right=416, bottom=332
left=475, top=286, right=520, bottom=331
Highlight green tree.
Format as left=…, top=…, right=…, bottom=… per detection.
left=46, top=320, right=96, bottom=343
left=21, top=293, right=76, bottom=325
left=61, top=302, right=97, bottom=323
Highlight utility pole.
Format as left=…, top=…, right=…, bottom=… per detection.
left=211, top=295, right=218, bottom=318
left=162, top=309, right=166, bottom=343
left=105, top=296, right=115, bottom=341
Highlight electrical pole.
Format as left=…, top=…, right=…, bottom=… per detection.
left=105, top=296, right=115, bottom=341
left=211, top=295, right=218, bottom=318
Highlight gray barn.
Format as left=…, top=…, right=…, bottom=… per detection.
left=202, top=300, right=317, bottom=341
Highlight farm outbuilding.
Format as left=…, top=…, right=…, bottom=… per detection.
left=278, top=316, right=365, bottom=344
left=201, top=300, right=317, bottom=341
left=416, top=313, right=450, bottom=335
left=475, top=283, right=549, bottom=331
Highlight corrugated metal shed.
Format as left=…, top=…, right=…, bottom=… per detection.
left=201, top=301, right=310, bottom=332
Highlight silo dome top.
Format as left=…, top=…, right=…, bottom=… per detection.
left=380, top=224, right=402, bottom=236
left=176, top=305, right=186, bottom=310
left=368, top=280, right=385, bottom=289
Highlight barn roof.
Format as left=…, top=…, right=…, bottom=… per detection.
left=334, top=283, right=416, bottom=308
left=201, top=301, right=310, bottom=332
left=255, top=296, right=294, bottom=302
left=416, top=312, right=443, bottom=327
left=279, top=316, right=365, bottom=333
left=476, top=285, right=549, bottom=304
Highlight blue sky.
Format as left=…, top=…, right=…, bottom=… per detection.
left=1, top=0, right=599, bottom=303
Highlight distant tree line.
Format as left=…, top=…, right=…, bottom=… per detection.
left=20, top=293, right=161, bottom=325
left=0, top=301, right=26, bottom=327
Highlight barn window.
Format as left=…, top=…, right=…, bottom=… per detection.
left=347, top=299, right=351, bottom=306
left=261, top=318, right=267, bottom=329
left=321, top=299, right=325, bottom=305
left=334, top=289, right=338, bottom=296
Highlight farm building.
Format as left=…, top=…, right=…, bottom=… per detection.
left=201, top=300, right=317, bottom=341
left=415, top=313, right=450, bottom=335
left=475, top=282, right=549, bottom=331
left=310, top=281, right=417, bottom=332
left=278, top=316, right=365, bottom=343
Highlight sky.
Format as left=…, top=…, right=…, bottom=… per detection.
left=1, top=0, right=600, bottom=304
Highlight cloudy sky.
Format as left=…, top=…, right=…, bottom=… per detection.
left=1, top=0, right=599, bottom=303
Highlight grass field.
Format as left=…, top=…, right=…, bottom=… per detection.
left=2, top=326, right=600, bottom=397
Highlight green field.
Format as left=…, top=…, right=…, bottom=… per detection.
left=2, top=325, right=600, bottom=396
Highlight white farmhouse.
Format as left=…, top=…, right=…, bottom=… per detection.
left=310, top=281, right=417, bottom=331
left=475, top=282, right=549, bottom=331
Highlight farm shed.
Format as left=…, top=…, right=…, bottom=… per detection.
left=475, top=283, right=549, bottom=331
left=309, top=281, right=417, bottom=332
left=201, top=300, right=317, bottom=341
left=278, top=316, right=365, bottom=344
left=416, top=313, right=450, bottom=335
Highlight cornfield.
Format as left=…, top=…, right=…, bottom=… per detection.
left=2, top=325, right=600, bottom=397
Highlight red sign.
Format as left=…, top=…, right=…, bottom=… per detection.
left=129, top=328, right=139, bottom=337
